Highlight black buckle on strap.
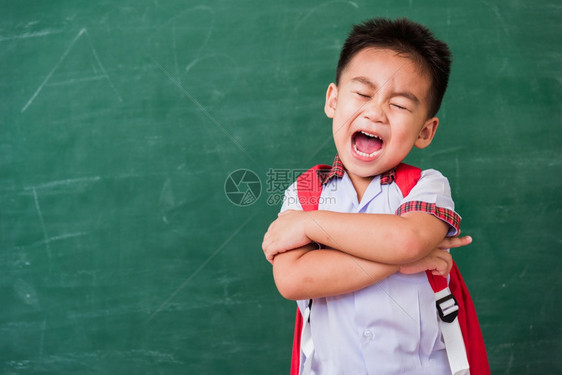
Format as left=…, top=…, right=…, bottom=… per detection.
left=436, top=294, right=459, bottom=323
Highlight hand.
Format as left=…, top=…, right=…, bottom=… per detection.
left=262, top=210, right=312, bottom=263
left=399, top=248, right=452, bottom=277
left=399, top=235, right=472, bottom=277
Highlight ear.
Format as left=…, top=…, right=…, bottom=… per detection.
left=324, top=83, right=338, bottom=118
left=414, top=117, right=439, bottom=149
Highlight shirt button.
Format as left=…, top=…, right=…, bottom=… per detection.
left=363, top=330, right=373, bottom=339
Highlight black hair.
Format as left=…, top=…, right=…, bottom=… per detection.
left=336, top=18, right=452, bottom=117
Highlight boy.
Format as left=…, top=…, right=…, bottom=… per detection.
left=263, top=18, right=473, bottom=374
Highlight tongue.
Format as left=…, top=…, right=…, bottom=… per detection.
left=355, top=133, right=382, bottom=154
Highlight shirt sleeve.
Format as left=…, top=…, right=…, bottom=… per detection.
left=280, top=181, right=303, bottom=213
left=395, top=169, right=461, bottom=236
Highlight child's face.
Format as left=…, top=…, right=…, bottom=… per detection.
left=325, top=47, right=439, bottom=181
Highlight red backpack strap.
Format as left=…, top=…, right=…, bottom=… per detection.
left=296, top=164, right=331, bottom=211
left=394, top=163, right=422, bottom=197
left=426, top=263, right=490, bottom=373
left=440, top=264, right=491, bottom=374
left=291, top=164, right=329, bottom=375
left=396, top=164, right=489, bottom=372
left=290, top=308, right=303, bottom=375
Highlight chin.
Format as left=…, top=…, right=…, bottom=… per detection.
left=341, top=156, right=381, bottom=178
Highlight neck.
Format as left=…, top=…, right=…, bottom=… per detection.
left=349, top=174, right=373, bottom=203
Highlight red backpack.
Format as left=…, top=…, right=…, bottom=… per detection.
left=290, top=163, right=490, bottom=375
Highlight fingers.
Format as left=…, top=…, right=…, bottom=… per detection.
left=438, top=235, right=472, bottom=250
left=431, top=249, right=453, bottom=277
left=262, top=219, right=281, bottom=262
left=262, top=228, right=289, bottom=263
left=262, top=245, right=276, bottom=264
left=262, top=231, right=276, bottom=263
left=263, top=244, right=277, bottom=263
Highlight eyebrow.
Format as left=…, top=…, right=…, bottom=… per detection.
left=351, top=76, right=420, bottom=105
left=391, top=91, right=420, bottom=105
left=351, top=76, right=376, bottom=89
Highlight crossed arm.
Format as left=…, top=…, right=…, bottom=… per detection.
left=262, top=210, right=471, bottom=300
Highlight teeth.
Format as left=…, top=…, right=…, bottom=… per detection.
left=353, top=131, right=382, bottom=157
left=360, top=131, right=381, bottom=140
left=353, top=143, right=381, bottom=158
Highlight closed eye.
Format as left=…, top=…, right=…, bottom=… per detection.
left=391, top=103, right=408, bottom=110
left=355, top=92, right=371, bottom=99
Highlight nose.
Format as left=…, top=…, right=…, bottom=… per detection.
left=361, top=97, right=387, bottom=123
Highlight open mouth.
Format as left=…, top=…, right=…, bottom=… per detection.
left=352, top=130, right=383, bottom=158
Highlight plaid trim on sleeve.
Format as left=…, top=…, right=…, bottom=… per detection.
left=395, top=200, right=461, bottom=235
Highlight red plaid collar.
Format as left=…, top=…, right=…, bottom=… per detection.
left=379, top=168, right=396, bottom=185
left=318, top=155, right=344, bottom=184
left=320, top=155, right=396, bottom=185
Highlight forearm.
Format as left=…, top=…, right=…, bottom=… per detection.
left=303, top=210, right=448, bottom=264
left=272, top=244, right=398, bottom=300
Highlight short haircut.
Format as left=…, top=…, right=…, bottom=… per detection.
left=336, top=18, right=452, bottom=118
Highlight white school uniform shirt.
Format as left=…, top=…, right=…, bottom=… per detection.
left=280, top=162, right=461, bottom=375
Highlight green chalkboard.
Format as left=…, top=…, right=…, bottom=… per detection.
left=1, top=1, right=560, bottom=374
